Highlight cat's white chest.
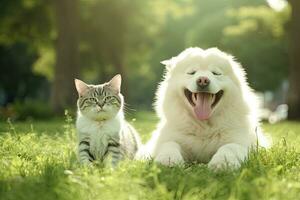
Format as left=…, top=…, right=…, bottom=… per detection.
left=76, top=115, right=121, bottom=136
left=86, top=120, right=120, bottom=136
left=76, top=114, right=121, bottom=159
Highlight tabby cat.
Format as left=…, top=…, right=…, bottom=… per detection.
left=75, top=74, right=141, bottom=166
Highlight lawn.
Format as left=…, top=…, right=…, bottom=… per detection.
left=0, top=111, right=300, bottom=200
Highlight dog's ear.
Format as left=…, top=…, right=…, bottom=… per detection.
left=160, top=59, right=171, bottom=65
left=160, top=57, right=176, bottom=71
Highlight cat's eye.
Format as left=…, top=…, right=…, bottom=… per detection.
left=89, top=98, right=97, bottom=102
left=103, top=96, right=114, bottom=104
left=187, top=71, right=196, bottom=75
left=212, top=71, right=222, bottom=76
left=104, top=96, right=111, bottom=102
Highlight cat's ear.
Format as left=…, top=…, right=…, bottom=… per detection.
left=74, top=78, right=89, bottom=96
left=108, top=74, right=122, bottom=93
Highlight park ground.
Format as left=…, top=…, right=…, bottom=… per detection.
left=0, top=111, right=300, bottom=200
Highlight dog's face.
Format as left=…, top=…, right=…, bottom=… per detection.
left=163, top=48, right=243, bottom=121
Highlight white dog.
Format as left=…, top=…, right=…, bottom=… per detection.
left=138, top=47, right=269, bottom=170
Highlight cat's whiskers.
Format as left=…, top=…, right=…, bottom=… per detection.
left=123, top=102, right=136, bottom=115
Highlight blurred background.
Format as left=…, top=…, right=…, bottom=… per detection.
left=0, top=0, right=299, bottom=122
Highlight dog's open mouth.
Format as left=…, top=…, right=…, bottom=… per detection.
left=184, top=89, right=224, bottom=120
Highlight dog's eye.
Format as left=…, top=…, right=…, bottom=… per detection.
left=212, top=71, right=222, bottom=76
left=187, top=71, right=196, bottom=75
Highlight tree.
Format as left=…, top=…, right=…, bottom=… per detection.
left=220, top=6, right=289, bottom=91
left=79, top=0, right=156, bottom=100
left=0, top=0, right=52, bottom=104
left=182, top=1, right=289, bottom=92
left=0, top=43, right=47, bottom=105
left=51, top=0, right=80, bottom=113
left=287, top=0, right=300, bottom=120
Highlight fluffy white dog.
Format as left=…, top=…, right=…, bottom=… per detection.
left=138, top=47, right=269, bottom=170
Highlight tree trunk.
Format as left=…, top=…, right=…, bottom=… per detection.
left=51, top=0, right=80, bottom=114
left=287, top=0, right=300, bottom=120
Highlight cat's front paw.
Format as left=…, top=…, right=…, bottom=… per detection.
left=80, top=160, right=93, bottom=166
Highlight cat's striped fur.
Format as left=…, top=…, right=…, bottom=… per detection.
left=75, top=75, right=141, bottom=166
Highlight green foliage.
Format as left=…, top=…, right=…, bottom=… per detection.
left=0, top=112, right=300, bottom=200
left=79, top=0, right=155, bottom=79
left=0, top=0, right=53, bottom=45
left=9, top=100, right=54, bottom=121
left=0, top=100, right=54, bottom=121
left=222, top=5, right=290, bottom=90
left=0, top=43, right=49, bottom=106
left=183, top=1, right=290, bottom=91
left=33, top=46, right=55, bottom=80
left=0, top=0, right=292, bottom=109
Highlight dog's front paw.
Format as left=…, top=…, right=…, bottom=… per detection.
left=135, top=145, right=152, bottom=161
left=155, top=152, right=184, bottom=167
left=208, top=143, right=248, bottom=171
left=208, top=156, right=240, bottom=171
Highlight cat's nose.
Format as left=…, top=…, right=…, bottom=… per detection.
left=96, top=105, right=103, bottom=111
left=97, top=102, right=104, bottom=108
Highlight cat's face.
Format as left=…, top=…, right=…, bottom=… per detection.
left=75, top=75, right=123, bottom=121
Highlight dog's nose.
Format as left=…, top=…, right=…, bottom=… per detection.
left=197, top=76, right=210, bottom=88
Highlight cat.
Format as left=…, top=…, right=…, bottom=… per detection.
left=74, top=74, right=141, bottom=166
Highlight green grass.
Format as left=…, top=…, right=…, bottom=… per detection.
left=0, top=111, right=300, bottom=200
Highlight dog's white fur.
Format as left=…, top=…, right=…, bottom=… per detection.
left=137, top=47, right=269, bottom=170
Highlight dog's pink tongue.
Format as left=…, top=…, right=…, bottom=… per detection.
left=193, top=93, right=213, bottom=120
